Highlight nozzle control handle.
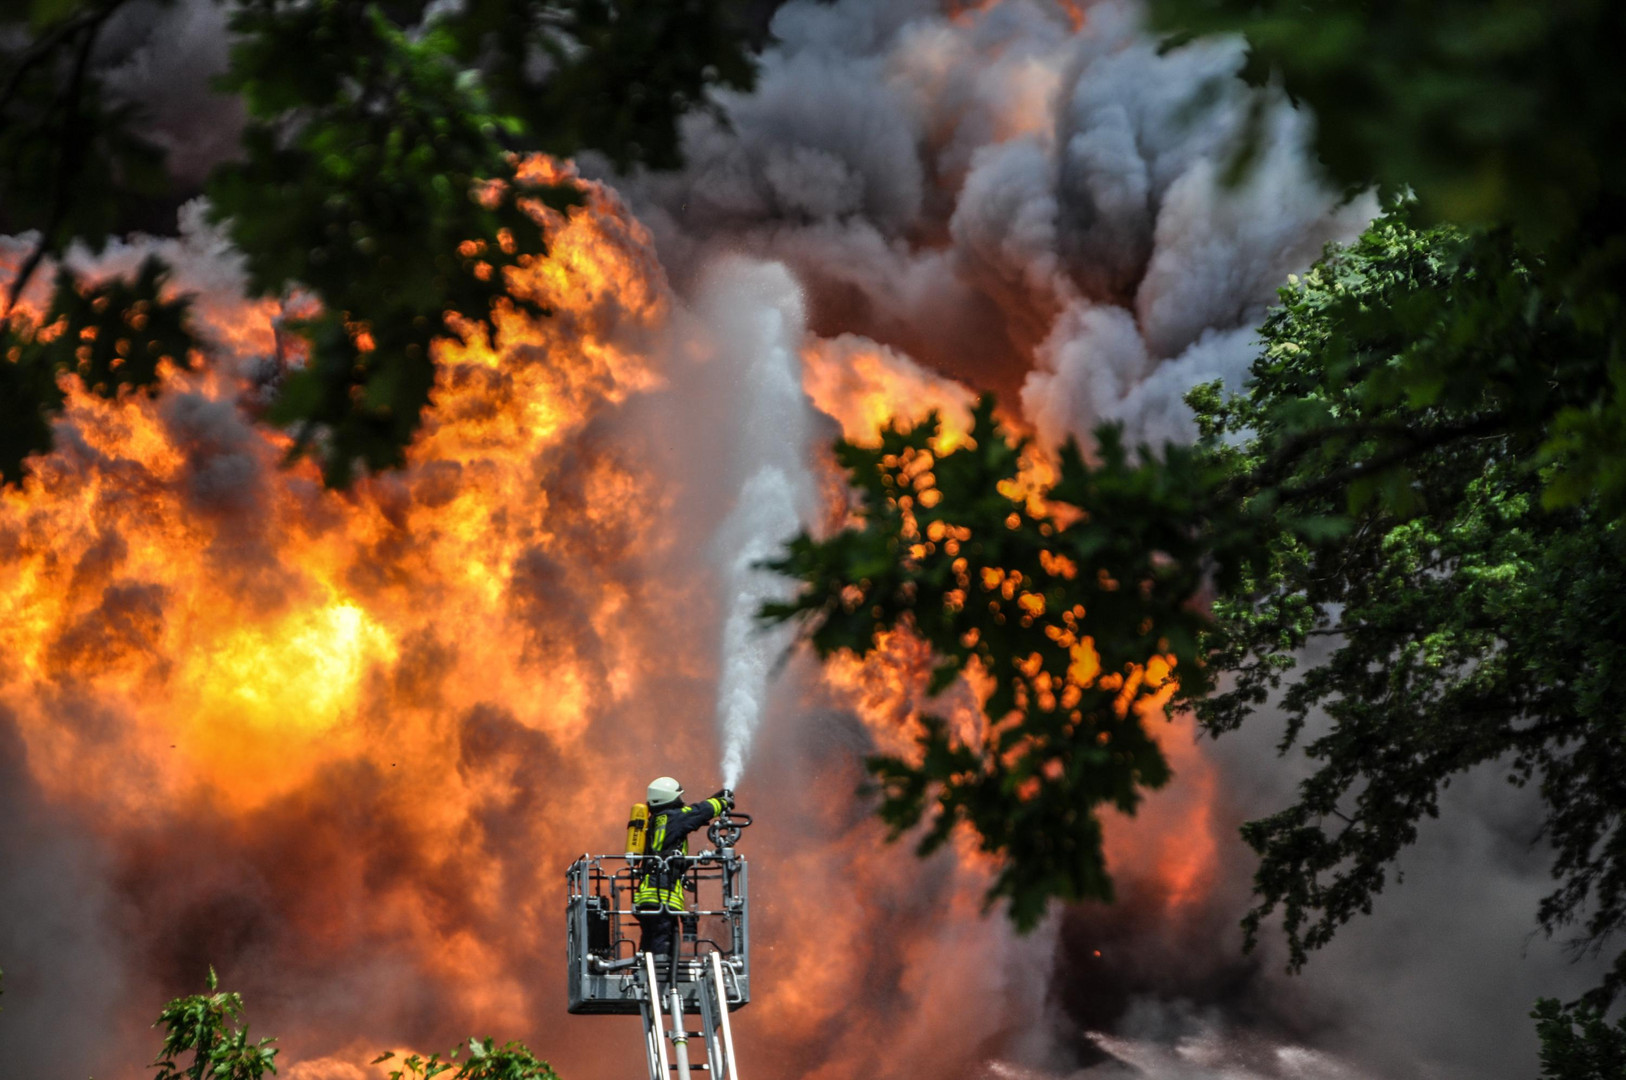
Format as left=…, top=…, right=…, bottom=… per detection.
left=707, top=810, right=751, bottom=850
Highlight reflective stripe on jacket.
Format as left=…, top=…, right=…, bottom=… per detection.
left=632, top=796, right=726, bottom=912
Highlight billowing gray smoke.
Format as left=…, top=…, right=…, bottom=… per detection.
left=610, top=0, right=1371, bottom=447
left=0, top=3, right=1605, bottom=1080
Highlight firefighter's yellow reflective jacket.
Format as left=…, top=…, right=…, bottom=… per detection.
left=632, top=796, right=727, bottom=912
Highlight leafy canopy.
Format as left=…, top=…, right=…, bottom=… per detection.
left=765, top=205, right=1626, bottom=1036
left=0, top=255, right=197, bottom=483
left=148, top=969, right=559, bottom=1080
left=374, top=1038, right=561, bottom=1080
left=0, top=0, right=757, bottom=485
left=1147, top=0, right=1626, bottom=516
left=1149, top=0, right=1624, bottom=250
left=152, top=967, right=278, bottom=1080
left=1194, top=212, right=1626, bottom=1002
left=209, top=1, right=583, bottom=484
left=1534, top=998, right=1626, bottom=1080
left=764, top=397, right=1259, bottom=928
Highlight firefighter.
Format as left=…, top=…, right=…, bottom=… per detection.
left=633, top=776, right=733, bottom=964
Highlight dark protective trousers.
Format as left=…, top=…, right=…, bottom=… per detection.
left=636, top=909, right=676, bottom=960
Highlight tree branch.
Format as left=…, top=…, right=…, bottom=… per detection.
left=1273, top=412, right=1511, bottom=505
left=3, top=1, right=122, bottom=318
left=0, top=1, right=111, bottom=116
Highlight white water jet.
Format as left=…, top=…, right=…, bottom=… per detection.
left=702, top=260, right=819, bottom=791
left=714, top=467, right=802, bottom=789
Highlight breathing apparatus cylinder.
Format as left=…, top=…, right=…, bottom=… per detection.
left=626, top=802, right=650, bottom=856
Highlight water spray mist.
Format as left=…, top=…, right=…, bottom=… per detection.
left=705, top=261, right=817, bottom=790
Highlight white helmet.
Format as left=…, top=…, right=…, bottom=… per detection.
left=647, top=776, right=684, bottom=808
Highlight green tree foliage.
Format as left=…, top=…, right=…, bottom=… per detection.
left=1158, top=1, right=1623, bottom=1056
left=374, top=1039, right=561, bottom=1080
left=152, top=968, right=279, bottom=1080
left=0, top=0, right=756, bottom=485
left=0, top=0, right=171, bottom=308
left=1534, top=998, right=1626, bottom=1080
left=148, top=970, right=559, bottom=1080
left=768, top=203, right=1626, bottom=1062
left=0, top=1, right=196, bottom=482
left=1144, top=0, right=1626, bottom=513
left=1148, top=0, right=1623, bottom=247
left=766, top=397, right=1257, bottom=927
left=0, top=256, right=197, bottom=482
left=1191, top=214, right=1626, bottom=1004
left=209, top=1, right=583, bottom=484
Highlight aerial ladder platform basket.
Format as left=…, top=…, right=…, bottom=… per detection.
left=566, top=810, right=752, bottom=1080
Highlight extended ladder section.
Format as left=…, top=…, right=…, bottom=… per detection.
left=636, top=950, right=742, bottom=1080
left=566, top=811, right=752, bottom=1080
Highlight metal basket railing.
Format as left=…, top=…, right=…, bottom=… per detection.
left=566, top=844, right=750, bottom=1014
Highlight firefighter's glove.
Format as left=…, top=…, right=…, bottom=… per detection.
left=711, top=789, right=735, bottom=811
